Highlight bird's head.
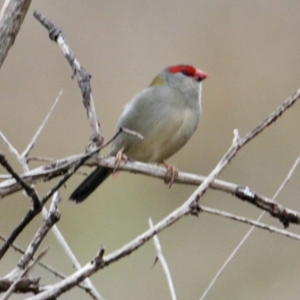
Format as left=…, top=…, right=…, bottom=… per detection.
left=150, top=64, right=208, bottom=89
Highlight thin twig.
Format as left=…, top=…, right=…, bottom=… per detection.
left=33, top=10, right=103, bottom=147
left=0, top=153, right=41, bottom=209
left=199, top=155, right=300, bottom=300
left=149, top=218, right=177, bottom=300
left=22, top=90, right=63, bottom=159
left=27, top=156, right=55, bottom=163
left=0, top=131, right=19, bottom=159
left=201, top=206, right=300, bottom=241
left=18, top=192, right=60, bottom=269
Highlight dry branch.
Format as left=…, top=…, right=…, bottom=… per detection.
left=0, top=193, right=60, bottom=296
left=0, top=0, right=32, bottom=68
left=1, top=150, right=300, bottom=228
left=33, top=10, right=103, bottom=148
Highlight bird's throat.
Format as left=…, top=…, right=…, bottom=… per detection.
left=198, top=82, right=202, bottom=110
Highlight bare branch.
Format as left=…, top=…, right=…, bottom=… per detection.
left=0, top=131, right=20, bottom=159
left=18, top=192, right=60, bottom=270
left=0, top=248, right=48, bottom=299
left=0, top=152, right=41, bottom=209
left=199, top=155, right=300, bottom=300
left=240, top=88, right=300, bottom=147
left=22, top=90, right=63, bottom=159
left=49, top=217, right=104, bottom=300
left=33, top=11, right=103, bottom=147
left=201, top=206, right=300, bottom=241
left=0, top=153, right=103, bottom=297
left=0, top=152, right=86, bottom=259
left=2, top=193, right=60, bottom=292
left=25, top=248, right=105, bottom=300
left=0, top=232, right=98, bottom=295
left=1, top=151, right=300, bottom=227
left=27, top=156, right=55, bottom=163
left=0, top=0, right=32, bottom=68
left=0, top=278, right=40, bottom=295
left=149, top=218, right=177, bottom=300
left=0, top=192, right=101, bottom=298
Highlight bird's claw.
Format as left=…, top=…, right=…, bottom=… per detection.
left=114, top=147, right=127, bottom=173
left=162, top=161, right=178, bottom=188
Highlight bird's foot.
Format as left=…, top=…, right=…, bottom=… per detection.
left=114, top=147, right=128, bottom=173
left=162, top=161, right=178, bottom=188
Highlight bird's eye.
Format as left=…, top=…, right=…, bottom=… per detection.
left=181, top=70, right=189, bottom=76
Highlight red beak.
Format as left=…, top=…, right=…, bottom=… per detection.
left=194, top=69, right=208, bottom=81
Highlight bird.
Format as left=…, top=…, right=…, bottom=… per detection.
left=70, top=64, right=208, bottom=203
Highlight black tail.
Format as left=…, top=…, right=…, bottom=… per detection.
left=69, top=167, right=112, bottom=203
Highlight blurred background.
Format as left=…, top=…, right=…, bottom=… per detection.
left=1, top=1, right=300, bottom=299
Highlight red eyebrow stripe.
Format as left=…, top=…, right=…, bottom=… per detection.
left=168, top=65, right=196, bottom=76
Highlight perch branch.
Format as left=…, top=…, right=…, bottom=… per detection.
left=1, top=151, right=300, bottom=227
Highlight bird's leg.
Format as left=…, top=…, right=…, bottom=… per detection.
left=162, top=161, right=178, bottom=188
left=113, top=147, right=128, bottom=173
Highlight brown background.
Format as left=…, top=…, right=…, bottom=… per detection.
left=1, top=1, right=300, bottom=299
